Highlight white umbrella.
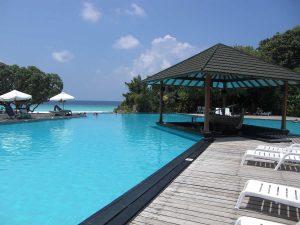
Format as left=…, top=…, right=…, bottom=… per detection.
left=50, top=92, right=75, bottom=109
left=0, top=90, right=32, bottom=102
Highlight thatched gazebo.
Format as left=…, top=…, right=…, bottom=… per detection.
left=144, top=43, right=300, bottom=134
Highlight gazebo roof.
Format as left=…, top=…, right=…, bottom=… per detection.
left=144, top=43, right=300, bottom=89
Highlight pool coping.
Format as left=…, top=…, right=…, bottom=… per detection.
left=79, top=139, right=212, bottom=225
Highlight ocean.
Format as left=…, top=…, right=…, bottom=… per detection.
left=34, top=100, right=121, bottom=113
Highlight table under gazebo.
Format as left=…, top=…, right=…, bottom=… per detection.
left=143, top=43, right=300, bottom=137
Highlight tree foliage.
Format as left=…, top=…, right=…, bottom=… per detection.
left=118, top=26, right=300, bottom=116
left=258, top=26, right=300, bottom=70
left=0, top=63, right=63, bottom=111
left=117, top=76, right=159, bottom=113
left=116, top=75, right=204, bottom=113
left=236, top=26, right=300, bottom=116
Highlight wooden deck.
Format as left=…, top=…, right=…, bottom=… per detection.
left=129, top=137, right=300, bottom=225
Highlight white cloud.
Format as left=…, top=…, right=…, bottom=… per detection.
left=126, top=3, right=146, bottom=17
left=81, top=2, right=101, bottom=23
left=129, top=35, right=197, bottom=77
left=52, top=50, right=74, bottom=63
left=114, top=35, right=140, bottom=49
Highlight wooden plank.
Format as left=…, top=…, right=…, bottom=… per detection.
left=133, top=215, right=177, bottom=225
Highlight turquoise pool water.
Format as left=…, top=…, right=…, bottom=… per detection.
left=0, top=114, right=200, bottom=225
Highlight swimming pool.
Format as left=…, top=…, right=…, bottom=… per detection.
left=0, top=114, right=200, bottom=225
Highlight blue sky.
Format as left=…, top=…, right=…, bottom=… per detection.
left=0, top=0, right=299, bottom=100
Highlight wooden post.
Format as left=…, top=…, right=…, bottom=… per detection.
left=222, top=82, right=227, bottom=108
left=203, top=74, right=212, bottom=133
left=159, top=81, right=164, bottom=124
left=281, top=81, right=288, bottom=130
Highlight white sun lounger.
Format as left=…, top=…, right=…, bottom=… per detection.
left=256, top=144, right=300, bottom=153
left=235, top=180, right=300, bottom=210
left=241, top=149, right=300, bottom=170
left=235, top=216, right=300, bottom=225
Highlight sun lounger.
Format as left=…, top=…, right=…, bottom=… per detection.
left=235, top=180, right=300, bottom=210
left=241, top=149, right=300, bottom=170
left=235, top=216, right=300, bottom=225
left=50, top=105, right=72, bottom=116
left=255, top=108, right=272, bottom=116
left=261, top=111, right=272, bottom=116
left=50, top=110, right=72, bottom=116
left=255, top=144, right=300, bottom=153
